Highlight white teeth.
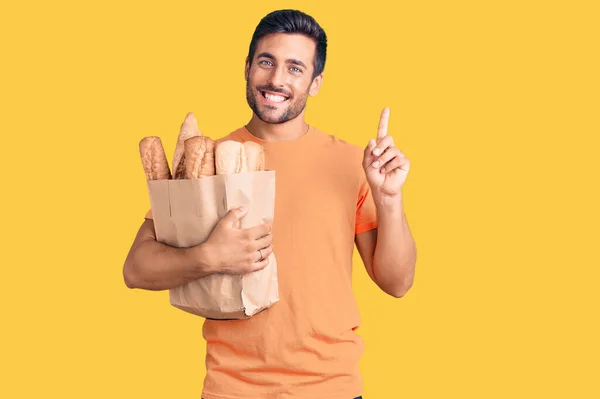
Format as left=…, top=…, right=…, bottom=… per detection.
left=264, top=92, right=286, bottom=102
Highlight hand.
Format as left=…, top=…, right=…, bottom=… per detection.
left=203, top=206, right=273, bottom=274
left=363, top=107, right=411, bottom=201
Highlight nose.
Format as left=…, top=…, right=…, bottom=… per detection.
left=268, top=65, right=286, bottom=87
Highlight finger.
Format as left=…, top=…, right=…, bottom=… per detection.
left=372, top=135, right=394, bottom=157
left=371, top=147, right=400, bottom=170
left=245, top=222, right=272, bottom=240
left=253, top=234, right=273, bottom=251
left=250, top=255, right=270, bottom=272
left=259, top=244, right=274, bottom=260
left=223, top=206, right=249, bottom=228
left=369, top=138, right=377, bottom=150
left=363, top=138, right=377, bottom=168
left=377, top=107, right=390, bottom=139
left=381, top=157, right=410, bottom=174
left=253, top=244, right=273, bottom=263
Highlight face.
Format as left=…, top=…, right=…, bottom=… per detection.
left=245, top=33, right=323, bottom=124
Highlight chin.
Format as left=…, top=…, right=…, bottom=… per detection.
left=246, top=90, right=306, bottom=124
left=252, top=102, right=291, bottom=124
left=257, top=112, right=290, bottom=124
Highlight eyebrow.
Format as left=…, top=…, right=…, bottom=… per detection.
left=256, top=52, right=308, bottom=70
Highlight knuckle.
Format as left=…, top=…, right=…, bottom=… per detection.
left=381, top=154, right=393, bottom=164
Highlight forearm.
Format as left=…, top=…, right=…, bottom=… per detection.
left=373, top=195, right=417, bottom=297
left=123, top=239, right=214, bottom=291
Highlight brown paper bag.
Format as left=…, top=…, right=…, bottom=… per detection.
left=146, top=170, right=279, bottom=320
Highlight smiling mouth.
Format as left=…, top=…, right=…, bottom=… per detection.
left=261, top=91, right=289, bottom=103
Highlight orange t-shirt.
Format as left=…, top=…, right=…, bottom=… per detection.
left=146, top=125, right=378, bottom=399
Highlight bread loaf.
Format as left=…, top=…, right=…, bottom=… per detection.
left=183, top=136, right=215, bottom=179
left=173, top=112, right=202, bottom=179
left=215, top=140, right=266, bottom=175
left=215, top=141, right=246, bottom=174
left=243, top=142, right=265, bottom=171
left=139, top=136, right=172, bottom=180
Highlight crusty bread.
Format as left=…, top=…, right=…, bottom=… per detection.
left=243, top=141, right=265, bottom=171
left=139, top=136, right=172, bottom=180
left=216, top=140, right=266, bottom=175
left=173, top=112, right=202, bottom=179
left=183, top=136, right=215, bottom=179
left=215, top=141, right=246, bottom=175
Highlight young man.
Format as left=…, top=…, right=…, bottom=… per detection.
left=123, top=9, right=417, bottom=399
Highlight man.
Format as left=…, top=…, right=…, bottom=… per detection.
left=123, top=9, right=417, bottom=399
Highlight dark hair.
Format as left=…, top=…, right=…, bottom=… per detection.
left=247, top=9, right=327, bottom=80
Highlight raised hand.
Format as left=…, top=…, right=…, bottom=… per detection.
left=362, top=107, right=411, bottom=200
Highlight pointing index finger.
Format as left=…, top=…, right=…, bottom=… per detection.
left=378, top=107, right=390, bottom=139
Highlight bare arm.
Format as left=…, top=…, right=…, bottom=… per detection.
left=358, top=107, right=417, bottom=298
left=123, top=206, right=273, bottom=291
left=355, top=198, right=417, bottom=298
left=123, top=218, right=215, bottom=291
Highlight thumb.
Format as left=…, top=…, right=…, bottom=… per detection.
left=223, top=205, right=249, bottom=226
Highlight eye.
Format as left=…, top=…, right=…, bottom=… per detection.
left=290, top=66, right=302, bottom=73
left=259, top=60, right=273, bottom=66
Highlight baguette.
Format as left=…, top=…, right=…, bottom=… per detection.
left=216, top=140, right=267, bottom=174
left=243, top=141, right=265, bottom=171
left=139, top=136, right=172, bottom=180
left=215, top=141, right=246, bottom=175
left=183, top=136, right=215, bottom=179
left=173, top=112, right=202, bottom=179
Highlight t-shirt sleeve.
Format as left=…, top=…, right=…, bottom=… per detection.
left=355, top=177, right=378, bottom=235
left=144, top=209, right=153, bottom=219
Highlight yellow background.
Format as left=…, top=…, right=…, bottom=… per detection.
left=1, top=0, right=598, bottom=397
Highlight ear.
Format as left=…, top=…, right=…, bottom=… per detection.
left=245, top=57, right=250, bottom=81
left=309, top=73, right=324, bottom=96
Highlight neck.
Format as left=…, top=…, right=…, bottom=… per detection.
left=245, top=112, right=309, bottom=142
